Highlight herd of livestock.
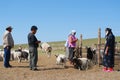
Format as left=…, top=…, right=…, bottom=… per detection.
left=0, top=42, right=106, bottom=70
left=0, top=42, right=52, bottom=62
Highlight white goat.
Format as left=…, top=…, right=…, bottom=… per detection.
left=40, top=42, right=52, bottom=57
left=0, top=50, right=4, bottom=61
left=55, top=54, right=67, bottom=67
left=11, top=50, right=22, bottom=62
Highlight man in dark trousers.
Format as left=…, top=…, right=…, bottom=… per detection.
left=3, top=26, right=14, bottom=68
left=103, top=28, right=115, bottom=72
left=28, top=26, right=41, bottom=71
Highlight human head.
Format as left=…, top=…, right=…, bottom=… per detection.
left=71, top=30, right=76, bottom=35
left=31, top=25, right=38, bottom=34
left=105, top=28, right=112, bottom=36
left=6, top=26, right=13, bottom=32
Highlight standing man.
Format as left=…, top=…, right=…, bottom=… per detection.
left=28, top=26, right=41, bottom=71
left=3, top=26, right=14, bottom=68
left=68, top=30, right=78, bottom=64
left=103, top=28, right=115, bottom=72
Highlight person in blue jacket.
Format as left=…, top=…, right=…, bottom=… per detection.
left=103, top=28, right=115, bottom=72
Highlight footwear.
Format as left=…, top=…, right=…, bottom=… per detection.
left=69, top=61, right=73, bottom=65
left=8, top=65, right=12, bottom=68
left=107, top=68, right=114, bottom=72
left=4, top=66, right=9, bottom=68
left=4, top=66, right=12, bottom=68
left=107, top=70, right=113, bottom=72
left=32, top=68, right=38, bottom=71
left=103, top=67, right=108, bottom=72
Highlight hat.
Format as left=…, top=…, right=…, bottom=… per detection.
left=105, top=28, right=111, bottom=32
left=71, top=30, right=76, bottom=33
left=6, top=26, right=13, bottom=30
left=31, top=25, right=38, bottom=31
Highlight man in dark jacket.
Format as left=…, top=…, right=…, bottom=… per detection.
left=28, top=26, right=41, bottom=71
left=103, top=28, right=115, bottom=72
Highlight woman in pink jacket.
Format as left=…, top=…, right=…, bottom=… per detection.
left=68, top=30, right=78, bottom=64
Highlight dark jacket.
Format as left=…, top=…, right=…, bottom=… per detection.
left=28, top=33, right=39, bottom=48
left=104, top=33, right=115, bottom=55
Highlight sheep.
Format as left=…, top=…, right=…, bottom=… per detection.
left=0, top=50, right=4, bottom=61
left=99, top=49, right=104, bottom=64
left=40, top=42, right=52, bottom=57
left=11, top=50, right=22, bottom=62
left=100, top=49, right=104, bottom=59
left=23, top=49, right=30, bottom=61
left=23, top=49, right=29, bottom=53
left=21, top=51, right=29, bottom=61
left=86, top=47, right=93, bottom=60
left=55, top=54, right=67, bottom=67
left=86, top=47, right=98, bottom=65
left=0, top=49, right=15, bottom=61
left=11, top=49, right=29, bottom=62
left=0, top=56, right=3, bottom=61
left=73, top=57, right=89, bottom=70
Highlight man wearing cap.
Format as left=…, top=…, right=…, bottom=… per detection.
left=28, top=25, right=41, bottom=71
left=103, top=28, right=115, bottom=72
left=68, top=30, right=78, bottom=64
left=3, top=26, right=14, bottom=68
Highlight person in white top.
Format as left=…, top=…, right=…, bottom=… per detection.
left=64, top=39, right=69, bottom=59
left=3, top=26, right=14, bottom=68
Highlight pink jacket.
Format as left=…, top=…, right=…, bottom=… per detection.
left=68, top=35, right=77, bottom=48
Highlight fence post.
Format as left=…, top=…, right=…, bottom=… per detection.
left=80, top=34, right=82, bottom=57
left=98, top=28, right=101, bottom=66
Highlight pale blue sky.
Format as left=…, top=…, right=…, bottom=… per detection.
left=0, top=0, right=120, bottom=45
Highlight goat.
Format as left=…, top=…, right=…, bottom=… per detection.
left=0, top=50, right=4, bottom=61
left=40, top=42, right=52, bottom=57
left=86, top=47, right=97, bottom=65
left=12, top=49, right=29, bottom=62
left=73, top=57, right=89, bottom=70
left=55, top=54, right=67, bottom=68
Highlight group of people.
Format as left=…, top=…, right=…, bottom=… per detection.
left=2, top=26, right=41, bottom=71
left=2, top=26, right=115, bottom=72
left=65, top=28, right=115, bottom=72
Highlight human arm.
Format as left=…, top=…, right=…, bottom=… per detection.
left=105, top=46, right=109, bottom=55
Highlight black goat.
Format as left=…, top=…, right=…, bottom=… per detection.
left=86, top=47, right=97, bottom=65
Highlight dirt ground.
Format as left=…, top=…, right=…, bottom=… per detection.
left=0, top=54, right=120, bottom=80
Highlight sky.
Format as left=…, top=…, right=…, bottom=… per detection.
left=0, top=0, right=120, bottom=45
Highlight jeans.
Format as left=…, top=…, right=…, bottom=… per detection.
left=4, top=47, right=11, bottom=67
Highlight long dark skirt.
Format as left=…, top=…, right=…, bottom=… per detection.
left=103, top=52, right=114, bottom=68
